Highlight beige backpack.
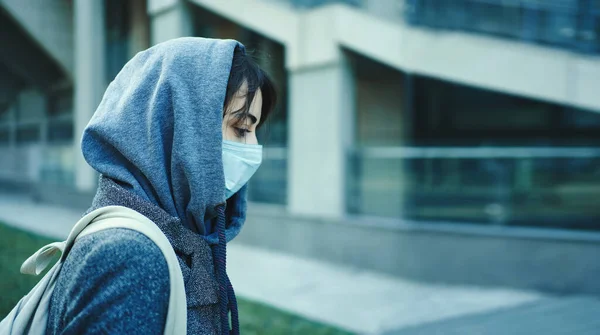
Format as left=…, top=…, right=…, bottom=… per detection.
left=0, top=206, right=187, bottom=335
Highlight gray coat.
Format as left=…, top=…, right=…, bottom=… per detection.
left=47, top=176, right=239, bottom=334
left=48, top=37, right=250, bottom=334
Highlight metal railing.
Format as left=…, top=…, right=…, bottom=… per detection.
left=355, top=146, right=600, bottom=159
left=284, top=0, right=360, bottom=8
left=348, top=146, right=600, bottom=230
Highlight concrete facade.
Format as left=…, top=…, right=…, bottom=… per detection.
left=149, top=0, right=194, bottom=44
left=73, top=0, right=105, bottom=192
left=0, top=0, right=74, bottom=77
left=190, top=0, right=600, bottom=223
left=239, top=204, right=600, bottom=295
left=193, top=0, right=600, bottom=111
left=288, top=59, right=354, bottom=218
left=1, top=0, right=600, bottom=297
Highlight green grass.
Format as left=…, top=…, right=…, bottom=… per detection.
left=237, top=299, right=353, bottom=335
left=0, top=222, right=353, bottom=335
left=0, top=222, right=57, bottom=314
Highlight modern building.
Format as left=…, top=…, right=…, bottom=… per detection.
left=1, top=0, right=600, bottom=294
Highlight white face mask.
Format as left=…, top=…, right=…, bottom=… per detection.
left=222, top=140, right=263, bottom=199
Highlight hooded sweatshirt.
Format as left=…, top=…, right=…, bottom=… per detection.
left=47, top=37, right=248, bottom=335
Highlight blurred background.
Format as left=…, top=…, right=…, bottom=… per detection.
left=1, top=0, right=600, bottom=334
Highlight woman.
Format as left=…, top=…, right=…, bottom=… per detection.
left=47, top=37, right=277, bottom=334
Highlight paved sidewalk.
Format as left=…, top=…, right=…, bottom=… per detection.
left=226, top=244, right=547, bottom=334
left=1, top=193, right=599, bottom=334
left=0, top=193, right=82, bottom=239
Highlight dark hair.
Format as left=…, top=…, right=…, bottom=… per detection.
left=223, top=46, right=277, bottom=129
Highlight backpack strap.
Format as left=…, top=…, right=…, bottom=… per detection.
left=16, top=206, right=187, bottom=335
left=81, top=206, right=187, bottom=334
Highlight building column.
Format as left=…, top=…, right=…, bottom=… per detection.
left=288, top=53, right=355, bottom=218
left=148, top=0, right=193, bottom=45
left=74, top=0, right=105, bottom=192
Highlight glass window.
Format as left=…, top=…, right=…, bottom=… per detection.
left=48, top=90, right=73, bottom=118
left=412, top=76, right=600, bottom=146
left=0, top=126, right=10, bottom=144
left=349, top=65, right=600, bottom=231
left=405, top=0, right=600, bottom=54
left=351, top=51, right=405, bottom=147
left=16, top=125, right=40, bottom=144
left=105, top=0, right=131, bottom=83
left=0, top=104, right=13, bottom=124
left=16, top=90, right=46, bottom=123
left=40, top=144, right=75, bottom=186
left=46, top=90, right=74, bottom=144
left=48, top=120, right=73, bottom=143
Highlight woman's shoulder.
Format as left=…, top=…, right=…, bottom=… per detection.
left=48, top=228, right=170, bottom=334
left=79, top=226, right=160, bottom=248
left=62, top=227, right=169, bottom=288
left=74, top=228, right=165, bottom=264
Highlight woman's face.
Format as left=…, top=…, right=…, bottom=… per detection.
left=222, top=84, right=263, bottom=145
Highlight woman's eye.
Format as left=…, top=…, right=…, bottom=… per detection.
left=234, top=127, right=251, bottom=138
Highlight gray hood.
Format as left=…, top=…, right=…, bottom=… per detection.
left=81, top=37, right=247, bottom=244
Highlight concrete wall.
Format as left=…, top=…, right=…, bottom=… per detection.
left=192, top=0, right=600, bottom=112
left=189, top=0, right=299, bottom=66
left=238, top=204, right=600, bottom=295
left=335, top=5, right=600, bottom=112
left=288, top=59, right=354, bottom=218
left=0, top=0, right=74, bottom=77
left=73, top=0, right=105, bottom=192
left=149, top=0, right=194, bottom=44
